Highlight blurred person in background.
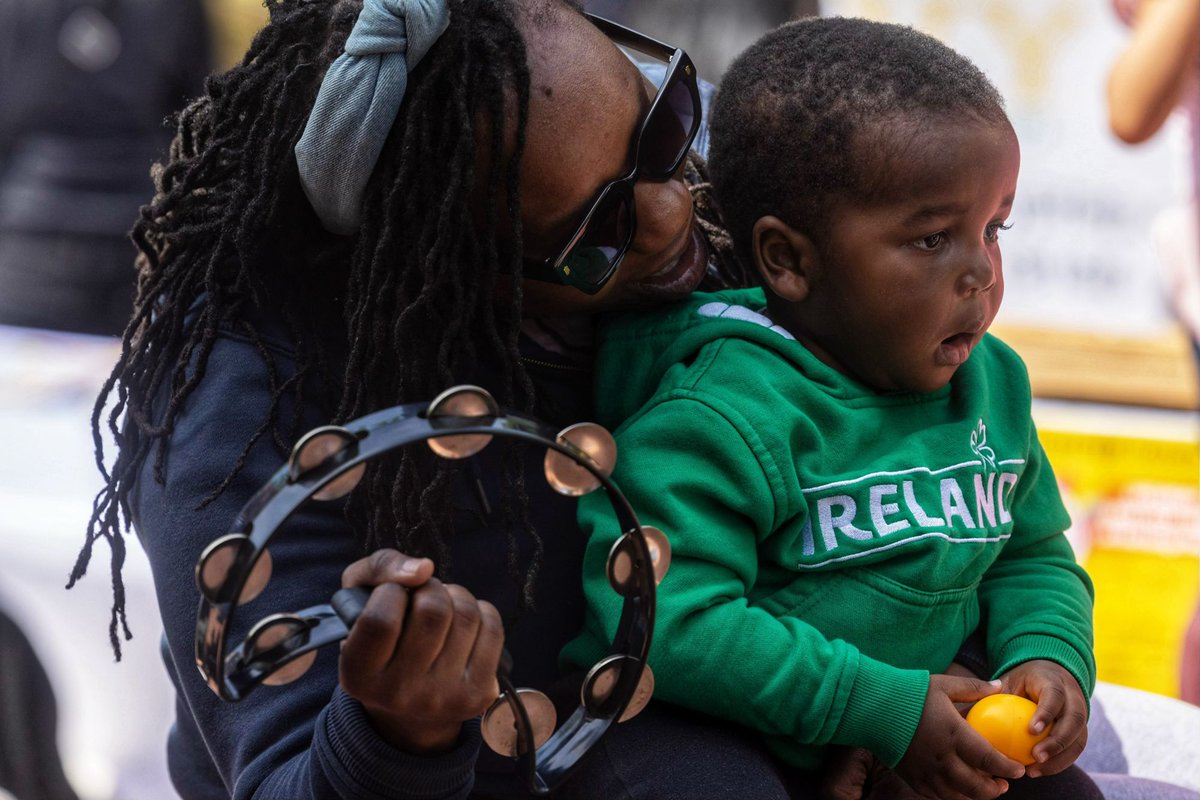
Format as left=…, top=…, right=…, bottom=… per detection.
left=0, top=609, right=78, bottom=800
left=0, top=0, right=212, bottom=336
left=1107, top=0, right=1200, bottom=706
left=584, top=0, right=818, bottom=80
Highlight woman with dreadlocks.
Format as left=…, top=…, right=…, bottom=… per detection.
left=74, top=0, right=784, bottom=798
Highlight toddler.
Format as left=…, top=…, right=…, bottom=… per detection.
left=563, top=17, right=1097, bottom=800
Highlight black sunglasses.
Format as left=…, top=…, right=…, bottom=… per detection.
left=193, top=386, right=669, bottom=795
left=523, top=14, right=702, bottom=294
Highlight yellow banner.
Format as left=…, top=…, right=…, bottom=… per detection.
left=1040, top=423, right=1200, bottom=697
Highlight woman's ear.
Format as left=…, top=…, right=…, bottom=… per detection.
left=752, top=216, right=818, bottom=303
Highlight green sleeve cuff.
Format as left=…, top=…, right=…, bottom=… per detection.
left=837, top=657, right=929, bottom=768
left=993, top=633, right=1096, bottom=706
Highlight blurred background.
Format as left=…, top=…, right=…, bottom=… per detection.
left=0, top=0, right=1197, bottom=798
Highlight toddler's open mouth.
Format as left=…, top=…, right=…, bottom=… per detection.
left=937, top=331, right=976, bottom=366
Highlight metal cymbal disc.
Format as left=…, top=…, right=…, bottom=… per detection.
left=426, top=385, right=499, bottom=459
left=581, top=655, right=655, bottom=722
left=196, top=534, right=272, bottom=604
left=543, top=422, right=617, bottom=497
left=196, top=660, right=220, bottom=695
left=641, top=526, right=671, bottom=585
left=244, top=614, right=316, bottom=686
left=605, top=533, right=641, bottom=597
left=481, top=688, right=557, bottom=757
left=289, top=427, right=364, bottom=501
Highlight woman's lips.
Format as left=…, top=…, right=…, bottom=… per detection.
left=634, top=227, right=709, bottom=300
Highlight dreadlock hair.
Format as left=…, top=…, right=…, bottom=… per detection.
left=686, top=151, right=749, bottom=291
left=707, top=16, right=1009, bottom=270
left=74, top=0, right=595, bottom=658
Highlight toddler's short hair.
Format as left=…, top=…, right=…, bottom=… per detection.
left=708, top=16, right=1007, bottom=268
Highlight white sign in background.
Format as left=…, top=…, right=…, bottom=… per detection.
left=822, top=0, right=1191, bottom=336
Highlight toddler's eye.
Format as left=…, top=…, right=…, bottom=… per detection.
left=985, top=222, right=1013, bottom=242
left=913, top=232, right=944, bottom=251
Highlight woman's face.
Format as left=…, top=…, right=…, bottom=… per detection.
left=513, top=8, right=708, bottom=316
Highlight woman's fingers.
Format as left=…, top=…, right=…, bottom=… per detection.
left=428, top=583, right=484, bottom=675
left=334, top=550, right=509, bottom=751
left=340, top=581, right=409, bottom=684
left=342, top=549, right=434, bottom=589
left=466, top=599, right=504, bottom=704
left=393, top=578, right=456, bottom=674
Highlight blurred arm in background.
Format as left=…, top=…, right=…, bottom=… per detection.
left=1107, top=0, right=1200, bottom=143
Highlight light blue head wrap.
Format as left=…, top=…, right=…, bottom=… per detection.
left=295, top=0, right=451, bottom=235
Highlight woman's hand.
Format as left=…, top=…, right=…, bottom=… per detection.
left=339, top=549, right=504, bottom=754
left=995, top=660, right=1089, bottom=778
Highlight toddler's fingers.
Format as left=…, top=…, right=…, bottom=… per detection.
left=1028, top=705, right=1088, bottom=777
left=927, top=757, right=1012, bottom=800
left=1028, top=682, right=1066, bottom=735
left=933, top=673, right=1005, bottom=704
left=958, top=722, right=1027, bottom=781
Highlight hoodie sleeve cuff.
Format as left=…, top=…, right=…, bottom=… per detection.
left=315, top=687, right=480, bottom=800
left=836, top=657, right=929, bottom=768
left=993, top=633, right=1096, bottom=706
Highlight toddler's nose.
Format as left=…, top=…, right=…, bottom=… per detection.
left=960, top=248, right=998, bottom=294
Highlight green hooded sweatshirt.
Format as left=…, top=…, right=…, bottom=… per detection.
left=561, top=288, right=1095, bottom=770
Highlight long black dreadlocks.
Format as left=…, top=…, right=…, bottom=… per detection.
left=74, top=0, right=743, bottom=659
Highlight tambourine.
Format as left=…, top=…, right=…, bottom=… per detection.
left=193, top=385, right=670, bottom=794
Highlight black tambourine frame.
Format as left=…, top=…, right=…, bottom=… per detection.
left=193, top=387, right=660, bottom=795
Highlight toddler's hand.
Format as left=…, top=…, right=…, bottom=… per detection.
left=895, top=674, right=1025, bottom=799
left=996, top=660, right=1089, bottom=777
left=820, top=747, right=926, bottom=800
left=820, top=746, right=876, bottom=800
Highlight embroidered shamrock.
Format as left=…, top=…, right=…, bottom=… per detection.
left=971, top=419, right=997, bottom=472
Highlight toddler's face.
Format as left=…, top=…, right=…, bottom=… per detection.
left=800, top=117, right=1019, bottom=394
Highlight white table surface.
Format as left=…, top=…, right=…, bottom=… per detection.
left=0, top=324, right=177, bottom=800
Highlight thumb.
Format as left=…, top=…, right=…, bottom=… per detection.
left=342, top=549, right=436, bottom=589
left=933, top=674, right=1004, bottom=703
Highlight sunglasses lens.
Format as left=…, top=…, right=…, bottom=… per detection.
left=638, top=76, right=697, bottom=176
left=563, top=191, right=632, bottom=288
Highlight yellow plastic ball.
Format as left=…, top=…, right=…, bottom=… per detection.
left=965, top=693, right=1051, bottom=766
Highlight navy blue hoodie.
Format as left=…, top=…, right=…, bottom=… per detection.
left=130, top=306, right=595, bottom=800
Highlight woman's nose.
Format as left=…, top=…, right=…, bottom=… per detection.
left=629, top=176, right=693, bottom=257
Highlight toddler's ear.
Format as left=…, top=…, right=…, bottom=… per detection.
left=752, top=216, right=817, bottom=302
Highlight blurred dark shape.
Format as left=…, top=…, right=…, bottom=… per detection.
left=584, top=0, right=819, bottom=81
left=0, top=0, right=212, bottom=337
left=0, top=609, right=79, bottom=800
